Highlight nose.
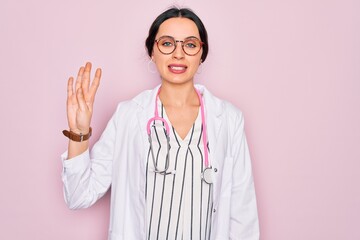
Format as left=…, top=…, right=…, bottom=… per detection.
left=172, top=41, right=185, bottom=59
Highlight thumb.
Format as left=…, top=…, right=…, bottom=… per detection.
left=76, top=88, right=88, bottom=111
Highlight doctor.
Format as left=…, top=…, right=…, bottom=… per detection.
left=62, top=7, right=259, bottom=240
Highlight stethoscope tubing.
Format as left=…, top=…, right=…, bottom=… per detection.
left=195, top=88, right=209, bottom=168
left=146, top=86, right=212, bottom=183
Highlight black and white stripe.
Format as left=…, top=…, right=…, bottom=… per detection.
left=146, top=103, right=213, bottom=240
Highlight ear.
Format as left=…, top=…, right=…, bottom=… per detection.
left=199, top=59, right=203, bottom=65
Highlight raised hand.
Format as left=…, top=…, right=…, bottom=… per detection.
left=66, top=62, right=101, bottom=135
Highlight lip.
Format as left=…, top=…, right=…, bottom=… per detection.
left=168, top=64, right=187, bottom=74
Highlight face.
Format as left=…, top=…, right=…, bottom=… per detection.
left=152, top=17, right=203, bottom=86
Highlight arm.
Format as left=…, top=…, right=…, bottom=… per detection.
left=62, top=62, right=112, bottom=209
left=230, top=112, right=260, bottom=239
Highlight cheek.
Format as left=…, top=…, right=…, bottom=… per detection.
left=152, top=51, right=165, bottom=64
left=153, top=57, right=169, bottom=73
left=154, top=57, right=166, bottom=68
left=190, top=58, right=202, bottom=69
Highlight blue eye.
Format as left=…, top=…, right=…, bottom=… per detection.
left=184, top=38, right=200, bottom=49
left=162, top=41, right=173, bottom=47
left=185, top=43, right=196, bottom=48
left=158, top=37, right=175, bottom=48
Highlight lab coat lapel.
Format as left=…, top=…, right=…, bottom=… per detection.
left=196, top=84, right=223, bottom=159
left=196, top=85, right=224, bottom=207
left=135, top=85, right=161, bottom=166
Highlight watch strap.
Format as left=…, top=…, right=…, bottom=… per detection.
left=62, top=127, right=92, bottom=142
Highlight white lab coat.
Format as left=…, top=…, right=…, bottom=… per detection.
left=61, top=84, right=259, bottom=240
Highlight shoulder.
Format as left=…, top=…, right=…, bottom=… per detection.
left=110, top=86, right=157, bottom=124
left=114, top=85, right=159, bottom=113
left=200, top=85, right=244, bottom=123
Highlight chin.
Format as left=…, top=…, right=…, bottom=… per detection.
left=164, top=76, right=193, bottom=84
left=162, top=73, right=195, bottom=84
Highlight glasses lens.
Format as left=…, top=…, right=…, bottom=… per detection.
left=157, top=36, right=175, bottom=54
left=183, top=38, right=202, bottom=55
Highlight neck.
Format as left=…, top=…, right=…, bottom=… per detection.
left=159, top=81, right=199, bottom=107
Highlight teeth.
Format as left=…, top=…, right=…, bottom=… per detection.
left=170, top=66, right=185, bottom=70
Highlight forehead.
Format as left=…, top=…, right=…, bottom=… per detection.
left=156, top=17, right=200, bottom=39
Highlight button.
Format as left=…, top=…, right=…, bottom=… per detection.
left=214, top=168, right=218, bottom=172
left=213, top=208, right=216, bottom=213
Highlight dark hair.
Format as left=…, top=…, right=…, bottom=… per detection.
left=145, top=7, right=209, bottom=62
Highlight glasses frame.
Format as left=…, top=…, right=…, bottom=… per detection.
left=155, top=35, right=204, bottom=56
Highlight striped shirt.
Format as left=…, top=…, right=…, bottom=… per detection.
left=146, top=102, right=213, bottom=240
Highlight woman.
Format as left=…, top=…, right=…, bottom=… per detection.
left=62, top=7, right=259, bottom=240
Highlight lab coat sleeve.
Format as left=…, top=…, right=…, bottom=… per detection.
left=61, top=105, right=118, bottom=210
left=230, top=112, right=260, bottom=239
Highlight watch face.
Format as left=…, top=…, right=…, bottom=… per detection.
left=202, top=167, right=213, bottom=184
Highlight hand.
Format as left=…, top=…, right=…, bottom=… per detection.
left=66, top=62, right=101, bottom=134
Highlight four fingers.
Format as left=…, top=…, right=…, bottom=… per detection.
left=68, top=62, right=102, bottom=110
left=66, top=62, right=101, bottom=132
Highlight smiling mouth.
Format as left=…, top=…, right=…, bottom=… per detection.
left=168, top=64, right=187, bottom=74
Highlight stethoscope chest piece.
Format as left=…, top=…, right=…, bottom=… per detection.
left=201, top=167, right=214, bottom=184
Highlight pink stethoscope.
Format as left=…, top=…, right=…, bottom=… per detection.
left=146, top=87, right=213, bottom=184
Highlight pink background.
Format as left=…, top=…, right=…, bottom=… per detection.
left=1, top=0, right=359, bottom=239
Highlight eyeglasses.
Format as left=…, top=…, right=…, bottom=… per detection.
left=155, top=36, right=204, bottom=56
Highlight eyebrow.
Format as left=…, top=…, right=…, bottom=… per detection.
left=159, top=35, right=200, bottom=40
left=184, top=35, right=200, bottom=40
